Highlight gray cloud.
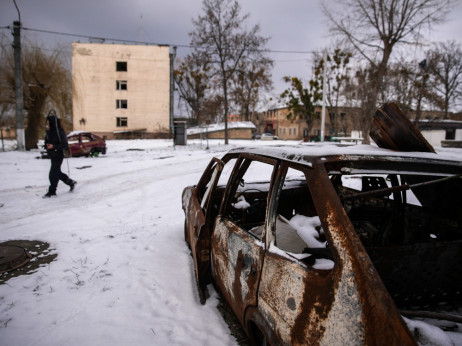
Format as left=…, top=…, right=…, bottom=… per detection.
left=1, top=0, right=461, bottom=105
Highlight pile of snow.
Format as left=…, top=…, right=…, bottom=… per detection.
left=187, top=121, right=256, bottom=135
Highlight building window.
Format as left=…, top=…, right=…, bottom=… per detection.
left=116, top=99, right=128, bottom=109
left=116, top=61, right=127, bottom=72
left=116, top=80, right=127, bottom=90
left=289, top=128, right=292, bottom=135
left=446, top=129, right=456, bottom=140
left=294, top=128, right=296, bottom=136
left=116, top=117, right=128, bottom=127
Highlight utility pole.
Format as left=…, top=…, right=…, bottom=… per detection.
left=169, top=46, right=177, bottom=148
left=13, top=20, right=25, bottom=151
left=320, top=49, right=327, bottom=142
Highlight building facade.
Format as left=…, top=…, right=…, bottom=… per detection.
left=252, top=106, right=363, bottom=141
left=72, top=43, right=171, bottom=139
left=252, top=105, right=462, bottom=145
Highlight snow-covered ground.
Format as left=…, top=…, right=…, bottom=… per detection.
left=0, top=138, right=295, bottom=346
left=0, top=139, right=461, bottom=345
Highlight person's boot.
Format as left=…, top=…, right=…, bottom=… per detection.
left=67, top=179, right=77, bottom=191
left=43, top=187, right=57, bottom=198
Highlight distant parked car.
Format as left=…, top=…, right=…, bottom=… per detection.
left=67, top=132, right=106, bottom=157
left=252, top=133, right=261, bottom=140
left=261, top=133, right=277, bottom=140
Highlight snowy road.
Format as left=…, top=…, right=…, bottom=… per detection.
left=0, top=139, right=249, bottom=346
left=2, top=139, right=461, bottom=345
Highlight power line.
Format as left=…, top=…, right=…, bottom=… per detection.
left=1, top=25, right=316, bottom=55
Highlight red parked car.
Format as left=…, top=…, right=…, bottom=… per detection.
left=67, top=132, right=107, bottom=157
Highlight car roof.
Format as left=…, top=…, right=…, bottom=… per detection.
left=226, top=144, right=462, bottom=169
left=68, top=131, right=91, bottom=136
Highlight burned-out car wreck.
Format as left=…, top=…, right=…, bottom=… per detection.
left=182, top=106, right=462, bottom=345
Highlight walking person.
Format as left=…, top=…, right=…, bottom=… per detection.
left=43, top=110, right=76, bottom=198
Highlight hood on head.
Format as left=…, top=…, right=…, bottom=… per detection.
left=46, top=110, right=59, bottom=130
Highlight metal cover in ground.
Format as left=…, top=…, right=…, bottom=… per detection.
left=0, top=245, right=32, bottom=274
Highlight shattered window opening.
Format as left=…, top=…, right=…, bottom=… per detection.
left=329, top=163, right=462, bottom=309
left=224, top=159, right=275, bottom=240
left=273, top=166, right=334, bottom=270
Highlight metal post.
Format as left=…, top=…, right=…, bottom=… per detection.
left=320, top=49, right=327, bottom=142
left=13, top=21, right=25, bottom=150
left=169, top=46, right=177, bottom=149
left=205, top=121, right=210, bottom=150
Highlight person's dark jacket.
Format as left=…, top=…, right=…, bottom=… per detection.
left=45, top=115, right=69, bottom=159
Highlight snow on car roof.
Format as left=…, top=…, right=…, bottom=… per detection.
left=227, top=143, right=462, bottom=167
left=67, top=130, right=89, bottom=136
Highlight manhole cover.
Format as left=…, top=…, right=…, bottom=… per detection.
left=0, top=245, right=31, bottom=274
left=0, top=240, right=57, bottom=284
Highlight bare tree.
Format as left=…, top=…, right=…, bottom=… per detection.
left=427, top=41, right=462, bottom=119
left=174, top=52, right=211, bottom=125
left=0, top=34, right=15, bottom=129
left=0, top=40, right=72, bottom=150
left=231, top=58, right=273, bottom=122
left=190, top=0, right=270, bottom=144
left=322, top=0, right=456, bottom=143
left=380, top=59, right=417, bottom=116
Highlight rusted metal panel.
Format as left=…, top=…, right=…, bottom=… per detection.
left=256, top=250, right=334, bottom=345
left=183, top=158, right=224, bottom=304
left=305, top=163, right=416, bottom=345
left=183, top=146, right=462, bottom=344
left=370, top=103, right=435, bottom=153
left=212, top=219, right=265, bottom=326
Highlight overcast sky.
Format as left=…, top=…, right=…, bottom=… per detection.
left=1, top=0, right=461, bottom=110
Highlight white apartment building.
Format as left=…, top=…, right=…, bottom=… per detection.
left=72, top=42, right=171, bottom=139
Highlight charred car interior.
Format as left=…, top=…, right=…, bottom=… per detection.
left=182, top=105, right=461, bottom=345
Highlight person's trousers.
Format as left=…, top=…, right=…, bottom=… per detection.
left=49, top=155, right=69, bottom=189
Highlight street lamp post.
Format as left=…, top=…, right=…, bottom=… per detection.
left=13, top=20, right=25, bottom=151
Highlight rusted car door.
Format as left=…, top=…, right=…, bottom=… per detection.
left=253, top=161, right=415, bottom=344
left=185, top=157, right=224, bottom=303
left=67, top=134, right=81, bottom=156
left=212, top=156, right=277, bottom=326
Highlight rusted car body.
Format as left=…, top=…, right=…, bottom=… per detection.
left=182, top=144, right=462, bottom=345
left=67, top=132, right=106, bottom=157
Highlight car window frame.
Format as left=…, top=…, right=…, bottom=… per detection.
left=219, top=153, right=279, bottom=245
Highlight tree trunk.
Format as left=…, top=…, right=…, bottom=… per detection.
left=25, top=90, right=47, bottom=150
left=223, top=73, right=229, bottom=145
left=362, top=50, right=391, bottom=144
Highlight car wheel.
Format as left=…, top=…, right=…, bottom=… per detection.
left=101, top=147, right=107, bottom=155
left=252, top=323, right=269, bottom=346
left=89, top=149, right=99, bottom=157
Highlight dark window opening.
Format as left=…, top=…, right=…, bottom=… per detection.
left=446, top=129, right=456, bottom=140
left=116, top=117, right=128, bottom=127
left=329, top=166, right=462, bottom=309
left=274, top=166, right=334, bottom=269
left=116, top=80, right=127, bottom=90
left=116, top=61, right=127, bottom=72
left=224, top=158, right=275, bottom=237
left=116, top=99, right=128, bottom=109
